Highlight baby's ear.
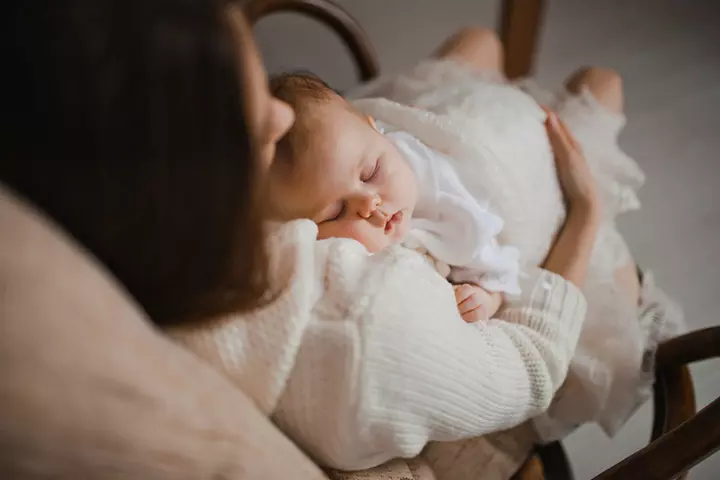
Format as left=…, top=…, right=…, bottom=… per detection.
left=367, top=115, right=379, bottom=131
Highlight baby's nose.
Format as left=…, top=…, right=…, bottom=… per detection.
left=355, top=193, right=387, bottom=225
left=357, top=192, right=380, bottom=216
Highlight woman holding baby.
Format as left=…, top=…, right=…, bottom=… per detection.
left=2, top=0, right=680, bottom=478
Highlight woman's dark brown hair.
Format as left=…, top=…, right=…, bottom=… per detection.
left=1, top=0, right=268, bottom=325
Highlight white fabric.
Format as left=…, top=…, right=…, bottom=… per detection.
left=169, top=220, right=587, bottom=471
left=381, top=126, right=521, bottom=295
left=348, top=59, right=684, bottom=440
left=350, top=67, right=565, bottom=271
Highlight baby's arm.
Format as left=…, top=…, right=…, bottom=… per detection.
left=417, top=252, right=505, bottom=322
left=454, top=284, right=503, bottom=322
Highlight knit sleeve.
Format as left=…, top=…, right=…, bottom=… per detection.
left=273, top=243, right=586, bottom=471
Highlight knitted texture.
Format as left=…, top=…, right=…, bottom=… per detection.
left=170, top=220, right=586, bottom=471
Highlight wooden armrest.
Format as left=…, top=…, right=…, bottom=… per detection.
left=242, top=0, right=380, bottom=82
left=592, top=327, right=720, bottom=480
left=655, top=326, right=720, bottom=370
left=593, top=397, right=720, bottom=480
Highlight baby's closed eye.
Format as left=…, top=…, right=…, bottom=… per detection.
left=361, top=158, right=381, bottom=183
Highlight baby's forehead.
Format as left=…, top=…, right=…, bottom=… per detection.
left=278, top=99, right=370, bottom=214
left=293, top=99, right=364, bottom=167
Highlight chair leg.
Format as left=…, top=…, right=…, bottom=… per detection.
left=499, top=0, right=546, bottom=79
left=536, top=442, right=574, bottom=480
left=511, top=454, right=544, bottom=480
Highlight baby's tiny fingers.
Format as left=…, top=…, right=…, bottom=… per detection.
left=461, top=305, right=487, bottom=323
left=454, top=284, right=474, bottom=304
left=458, top=291, right=482, bottom=313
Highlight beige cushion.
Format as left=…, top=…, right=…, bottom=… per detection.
left=419, top=423, right=536, bottom=480
left=0, top=185, right=326, bottom=480
left=327, top=459, right=419, bottom=480
left=325, top=422, right=535, bottom=480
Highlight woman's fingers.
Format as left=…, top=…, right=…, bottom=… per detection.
left=544, top=107, right=581, bottom=152
left=556, top=114, right=582, bottom=151
left=546, top=113, right=573, bottom=160
left=544, top=107, right=601, bottom=213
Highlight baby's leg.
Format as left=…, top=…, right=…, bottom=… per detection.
left=433, top=27, right=504, bottom=74
left=564, top=67, right=624, bottom=114
left=564, top=67, right=639, bottom=305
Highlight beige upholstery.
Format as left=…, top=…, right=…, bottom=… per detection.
left=0, top=184, right=327, bottom=479
left=326, top=422, right=536, bottom=480
left=327, top=459, right=420, bottom=480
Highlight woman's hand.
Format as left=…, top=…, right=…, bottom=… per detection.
left=540, top=107, right=602, bottom=288
left=543, top=107, right=602, bottom=219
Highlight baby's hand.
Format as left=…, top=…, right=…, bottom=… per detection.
left=453, top=284, right=503, bottom=323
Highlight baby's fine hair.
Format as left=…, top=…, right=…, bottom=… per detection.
left=269, top=72, right=343, bottom=161
left=270, top=72, right=338, bottom=110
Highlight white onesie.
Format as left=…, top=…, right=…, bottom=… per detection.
left=379, top=123, right=522, bottom=296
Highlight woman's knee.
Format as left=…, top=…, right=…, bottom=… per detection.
left=565, top=67, right=624, bottom=114
left=434, top=26, right=503, bottom=72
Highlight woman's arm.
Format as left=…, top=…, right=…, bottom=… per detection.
left=541, top=109, right=603, bottom=288
left=543, top=208, right=599, bottom=287
left=272, top=242, right=586, bottom=471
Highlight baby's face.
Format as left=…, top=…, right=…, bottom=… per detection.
left=268, top=98, right=418, bottom=252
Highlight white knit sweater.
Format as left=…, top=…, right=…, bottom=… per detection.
left=169, top=220, right=586, bottom=471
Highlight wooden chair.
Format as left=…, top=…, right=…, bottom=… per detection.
left=242, top=1, right=720, bottom=477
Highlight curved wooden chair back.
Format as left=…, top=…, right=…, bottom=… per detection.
left=243, top=0, right=379, bottom=82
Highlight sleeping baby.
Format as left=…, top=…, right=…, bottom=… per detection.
left=265, top=70, right=684, bottom=447
left=267, top=73, right=521, bottom=322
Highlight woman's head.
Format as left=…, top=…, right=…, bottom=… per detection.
left=1, top=0, right=293, bottom=324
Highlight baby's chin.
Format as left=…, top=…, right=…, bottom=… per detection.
left=388, top=214, right=411, bottom=243
left=316, top=220, right=410, bottom=253
left=362, top=237, right=398, bottom=253
left=315, top=232, right=394, bottom=254
left=356, top=228, right=410, bottom=253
